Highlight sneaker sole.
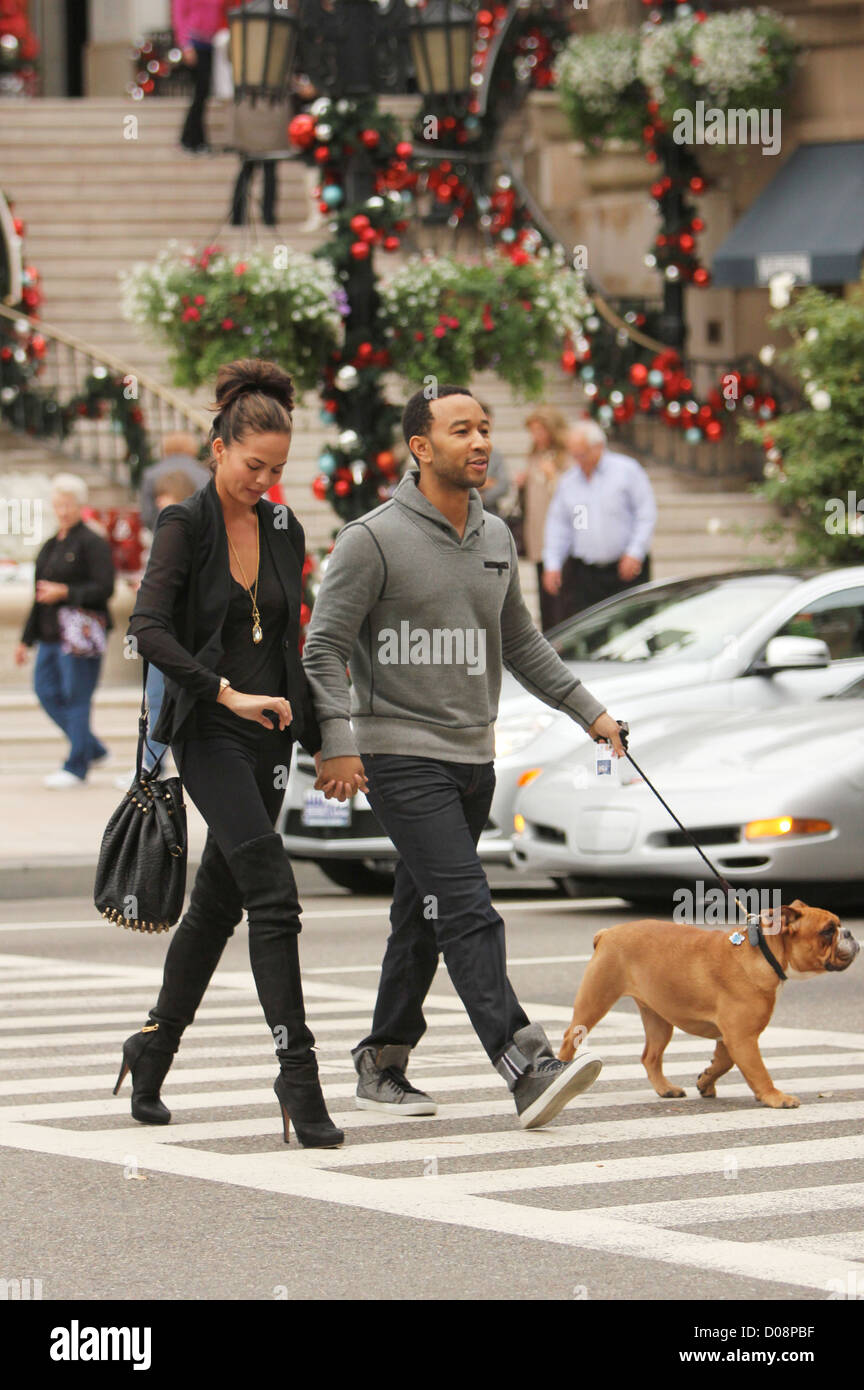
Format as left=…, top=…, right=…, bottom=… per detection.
left=519, top=1052, right=603, bottom=1130
left=355, top=1097, right=438, bottom=1116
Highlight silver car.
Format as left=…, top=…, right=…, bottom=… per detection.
left=511, top=675, right=864, bottom=908
left=278, top=566, right=864, bottom=891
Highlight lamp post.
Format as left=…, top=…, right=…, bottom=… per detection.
left=226, top=0, right=477, bottom=522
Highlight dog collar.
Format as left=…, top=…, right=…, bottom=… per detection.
left=746, top=919, right=787, bottom=982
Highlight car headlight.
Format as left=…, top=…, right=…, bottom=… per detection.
left=494, top=713, right=556, bottom=759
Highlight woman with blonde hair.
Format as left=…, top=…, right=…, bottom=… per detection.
left=514, top=406, right=571, bottom=631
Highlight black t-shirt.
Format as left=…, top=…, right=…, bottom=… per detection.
left=196, top=522, right=288, bottom=734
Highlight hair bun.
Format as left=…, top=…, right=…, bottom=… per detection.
left=212, top=358, right=295, bottom=417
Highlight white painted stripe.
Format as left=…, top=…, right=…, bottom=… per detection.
left=302, top=954, right=592, bottom=974
left=4, top=1049, right=862, bottom=1101
left=9, top=1071, right=864, bottom=1130
left=233, top=1097, right=864, bottom=1170
left=0, top=1012, right=471, bottom=1039
left=410, top=1133, right=864, bottom=1195
left=0, top=1115, right=859, bottom=1294
left=0, top=1033, right=834, bottom=1074
left=568, top=1181, right=864, bottom=1230
left=0, top=900, right=627, bottom=933
left=769, top=1231, right=864, bottom=1260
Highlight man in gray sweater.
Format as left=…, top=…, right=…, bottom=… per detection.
left=302, top=385, right=627, bottom=1130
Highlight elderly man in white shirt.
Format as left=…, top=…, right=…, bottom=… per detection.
left=542, top=420, right=657, bottom=621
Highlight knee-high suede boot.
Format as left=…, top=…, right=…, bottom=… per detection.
left=227, top=832, right=343, bottom=1148
left=114, top=832, right=243, bottom=1124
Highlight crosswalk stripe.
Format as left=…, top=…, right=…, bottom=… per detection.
left=768, top=1231, right=864, bottom=1260
left=559, top=1181, right=864, bottom=1229
left=3, top=1050, right=862, bottom=1100
left=3, top=1065, right=862, bottom=1125
left=0, top=1113, right=859, bottom=1294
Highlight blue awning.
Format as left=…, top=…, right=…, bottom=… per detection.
left=712, top=142, right=864, bottom=288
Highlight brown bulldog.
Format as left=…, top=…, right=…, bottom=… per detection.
left=559, top=901, right=859, bottom=1108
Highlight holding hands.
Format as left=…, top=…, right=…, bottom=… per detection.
left=314, top=755, right=368, bottom=802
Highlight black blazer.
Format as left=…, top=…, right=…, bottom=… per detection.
left=21, top=520, right=115, bottom=647
left=128, top=478, right=321, bottom=754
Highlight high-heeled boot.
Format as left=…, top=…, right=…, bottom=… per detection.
left=115, top=833, right=244, bottom=1124
left=113, top=1021, right=182, bottom=1124
left=227, top=832, right=344, bottom=1148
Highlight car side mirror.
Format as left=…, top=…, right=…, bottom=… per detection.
left=753, top=635, right=831, bottom=674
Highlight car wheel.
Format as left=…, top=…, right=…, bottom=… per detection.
left=313, top=859, right=395, bottom=894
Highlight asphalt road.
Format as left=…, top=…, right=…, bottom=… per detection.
left=1, top=865, right=863, bottom=1309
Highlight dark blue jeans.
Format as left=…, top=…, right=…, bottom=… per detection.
left=33, top=641, right=106, bottom=779
left=357, top=754, right=529, bottom=1064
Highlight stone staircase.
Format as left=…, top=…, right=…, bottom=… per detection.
left=0, top=96, right=787, bottom=571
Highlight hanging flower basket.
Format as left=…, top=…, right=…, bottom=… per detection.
left=119, top=245, right=347, bottom=392
left=380, top=249, right=589, bottom=399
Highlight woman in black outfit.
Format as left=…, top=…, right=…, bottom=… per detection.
left=118, top=358, right=364, bottom=1147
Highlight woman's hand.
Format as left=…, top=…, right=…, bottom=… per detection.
left=14, top=643, right=29, bottom=667
left=35, top=581, right=69, bottom=605
left=182, top=45, right=198, bottom=66
left=217, top=686, right=294, bottom=731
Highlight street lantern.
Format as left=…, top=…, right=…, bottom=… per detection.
left=227, top=0, right=301, bottom=105
left=407, top=0, right=475, bottom=103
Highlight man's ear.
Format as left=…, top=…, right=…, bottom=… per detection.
left=408, top=435, right=429, bottom=465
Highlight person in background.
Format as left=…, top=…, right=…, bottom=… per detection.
left=513, top=406, right=571, bottom=632
left=542, top=420, right=657, bottom=621
left=475, top=400, right=511, bottom=517
left=140, top=471, right=199, bottom=778
left=138, top=432, right=210, bottom=532
left=173, top=0, right=229, bottom=153
left=15, top=474, right=114, bottom=788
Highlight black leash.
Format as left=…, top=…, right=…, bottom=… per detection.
left=608, top=722, right=787, bottom=982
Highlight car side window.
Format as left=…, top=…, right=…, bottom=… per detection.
left=773, top=588, right=864, bottom=660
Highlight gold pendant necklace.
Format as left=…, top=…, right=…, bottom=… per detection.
left=227, top=516, right=263, bottom=643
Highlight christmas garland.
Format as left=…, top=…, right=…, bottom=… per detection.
left=0, top=0, right=39, bottom=97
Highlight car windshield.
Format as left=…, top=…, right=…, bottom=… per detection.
left=550, top=575, right=801, bottom=664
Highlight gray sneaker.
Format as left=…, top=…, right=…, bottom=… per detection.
left=353, top=1044, right=438, bottom=1116
left=497, top=1023, right=602, bottom=1130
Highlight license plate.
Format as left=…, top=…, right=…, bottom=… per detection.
left=301, top=789, right=352, bottom=827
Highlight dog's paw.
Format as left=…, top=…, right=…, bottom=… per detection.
left=761, top=1090, right=800, bottom=1109
left=660, top=1086, right=686, bottom=1099
left=696, top=1071, right=716, bottom=1098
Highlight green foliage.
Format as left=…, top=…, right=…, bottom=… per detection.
left=380, top=251, right=588, bottom=400
left=741, top=283, right=864, bottom=565
left=120, top=247, right=345, bottom=393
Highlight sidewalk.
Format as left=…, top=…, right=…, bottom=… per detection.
left=0, top=686, right=209, bottom=898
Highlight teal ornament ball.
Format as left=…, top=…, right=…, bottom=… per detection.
left=580, top=365, right=595, bottom=381
left=322, top=185, right=343, bottom=208
left=685, top=427, right=702, bottom=444
left=319, top=451, right=337, bottom=475
left=648, top=370, right=664, bottom=388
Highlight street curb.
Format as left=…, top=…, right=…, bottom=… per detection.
left=0, top=857, right=203, bottom=902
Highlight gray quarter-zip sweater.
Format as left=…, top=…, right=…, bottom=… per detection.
left=302, top=471, right=607, bottom=762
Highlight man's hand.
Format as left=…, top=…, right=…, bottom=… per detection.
left=542, top=568, right=562, bottom=595
left=315, top=756, right=368, bottom=803
left=588, top=712, right=628, bottom=758
left=618, top=554, right=642, bottom=583
left=35, top=581, right=69, bottom=605
left=182, top=46, right=198, bottom=66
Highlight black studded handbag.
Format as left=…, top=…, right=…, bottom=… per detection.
left=94, top=659, right=188, bottom=934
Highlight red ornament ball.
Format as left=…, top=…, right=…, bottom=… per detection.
left=693, top=267, right=711, bottom=287
left=629, top=362, right=649, bottom=386
left=360, top=129, right=380, bottom=149
left=312, top=476, right=329, bottom=500
left=333, top=478, right=351, bottom=497
left=350, top=241, right=371, bottom=260
left=288, top=113, right=316, bottom=149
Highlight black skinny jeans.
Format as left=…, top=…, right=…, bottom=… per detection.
left=148, top=719, right=313, bottom=1057
left=356, top=754, right=530, bottom=1064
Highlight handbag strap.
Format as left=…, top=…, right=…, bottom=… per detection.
left=150, top=780, right=185, bottom=858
